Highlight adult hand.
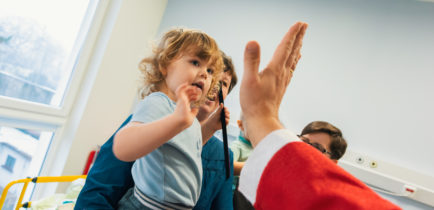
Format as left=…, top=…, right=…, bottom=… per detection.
left=201, top=104, right=230, bottom=144
left=240, top=22, right=308, bottom=147
left=208, top=104, right=230, bottom=129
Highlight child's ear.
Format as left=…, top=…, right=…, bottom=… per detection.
left=159, top=64, right=167, bottom=77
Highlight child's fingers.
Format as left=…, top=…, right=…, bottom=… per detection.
left=186, top=86, right=201, bottom=101
left=177, top=84, right=201, bottom=103
left=175, top=83, right=190, bottom=99
left=191, top=106, right=199, bottom=116
left=184, top=85, right=201, bottom=99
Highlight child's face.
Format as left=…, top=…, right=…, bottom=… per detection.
left=162, top=53, right=214, bottom=102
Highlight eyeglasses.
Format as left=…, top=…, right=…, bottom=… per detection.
left=297, top=135, right=332, bottom=156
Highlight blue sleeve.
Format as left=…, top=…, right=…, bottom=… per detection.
left=210, top=150, right=234, bottom=210
left=75, top=115, right=134, bottom=210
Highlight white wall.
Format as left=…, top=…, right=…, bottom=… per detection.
left=54, top=0, right=167, bottom=192
left=157, top=0, right=434, bottom=208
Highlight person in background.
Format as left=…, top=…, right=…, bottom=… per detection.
left=236, top=21, right=400, bottom=209
left=231, top=119, right=347, bottom=193
left=298, top=121, right=347, bottom=163
left=230, top=113, right=252, bottom=191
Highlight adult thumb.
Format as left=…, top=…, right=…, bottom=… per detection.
left=243, top=41, right=261, bottom=82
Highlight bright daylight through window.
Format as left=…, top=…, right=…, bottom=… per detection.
left=0, top=0, right=98, bottom=209
left=0, top=0, right=91, bottom=106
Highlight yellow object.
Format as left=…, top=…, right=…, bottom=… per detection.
left=0, top=175, right=86, bottom=210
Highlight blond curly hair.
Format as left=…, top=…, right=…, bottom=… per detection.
left=138, top=28, right=224, bottom=100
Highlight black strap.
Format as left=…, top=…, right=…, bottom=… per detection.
left=218, top=86, right=230, bottom=179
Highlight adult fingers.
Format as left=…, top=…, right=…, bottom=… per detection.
left=286, top=23, right=308, bottom=69
left=269, top=22, right=304, bottom=71
left=285, top=54, right=301, bottom=86
left=215, top=103, right=223, bottom=113
left=224, top=107, right=230, bottom=117
left=225, top=108, right=230, bottom=124
left=243, top=41, right=261, bottom=85
left=290, top=54, right=302, bottom=71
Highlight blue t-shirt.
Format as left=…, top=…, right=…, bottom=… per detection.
left=194, top=136, right=234, bottom=210
left=75, top=114, right=233, bottom=209
left=131, top=92, right=202, bottom=207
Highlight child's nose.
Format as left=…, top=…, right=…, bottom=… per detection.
left=199, top=67, right=208, bottom=79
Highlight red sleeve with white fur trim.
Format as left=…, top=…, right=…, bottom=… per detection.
left=254, top=142, right=401, bottom=210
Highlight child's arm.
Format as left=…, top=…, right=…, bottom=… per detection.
left=233, top=161, right=245, bottom=176
left=201, top=104, right=230, bottom=145
left=113, top=84, right=201, bottom=162
left=230, top=143, right=244, bottom=175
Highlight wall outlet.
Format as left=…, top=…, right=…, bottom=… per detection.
left=356, top=156, right=364, bottom=164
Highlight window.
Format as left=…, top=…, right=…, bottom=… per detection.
left=2, top=155, right=16, bottom=172
left=0, top=0, right=104, bottom=208
left=0, top=0, right=92, bottom=107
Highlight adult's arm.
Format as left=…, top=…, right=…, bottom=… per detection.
left=239, top=129, right=400, bottom=209
left=238, top=22, right=400, bottom=209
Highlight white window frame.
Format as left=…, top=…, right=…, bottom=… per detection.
left=0, top=0, right=100, bottom=119
left=0, top=0, right=123, bottom=200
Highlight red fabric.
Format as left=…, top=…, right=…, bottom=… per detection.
left=254, top=142, right=401, bottom=210
left=83, top=150, right=97, bottom=175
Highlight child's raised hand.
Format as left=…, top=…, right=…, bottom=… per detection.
left=173, top=83, right=202, bottom=127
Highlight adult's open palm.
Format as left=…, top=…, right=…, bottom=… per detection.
left=240, top=22, right=308, bottom=147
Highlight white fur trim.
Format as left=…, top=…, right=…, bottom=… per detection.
left=239, top=129, right=300, bottom=203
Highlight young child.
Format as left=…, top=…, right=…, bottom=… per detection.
left=230, top=113, right=253, bottom=190
left=112, top=28, right=223, bottom=209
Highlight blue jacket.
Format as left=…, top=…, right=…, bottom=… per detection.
left=75, top=115, right=234, bottom=210
left=75, top=115, right=134, bottom=209
left=194, top=136, right=234, bottom=210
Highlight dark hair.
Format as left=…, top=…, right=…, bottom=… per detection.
left=301, top=121, right=347, bottom=160
left=221, top=51, right=237, bottom=93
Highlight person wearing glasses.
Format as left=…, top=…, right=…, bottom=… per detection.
left=231, top=119, right=346, bottom=196
left=236, top=21, right=399, bottom=209
left=298, top=121, right=347, bottom=163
